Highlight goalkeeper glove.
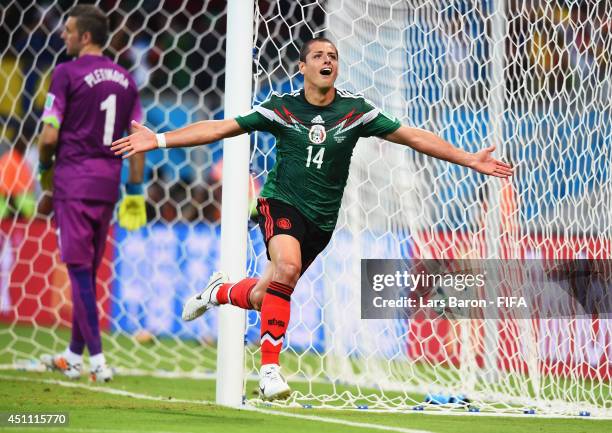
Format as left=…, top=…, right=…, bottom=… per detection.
left=118, top=183, right=147, bottom=231
left=38, top=161, right=54, bottom=191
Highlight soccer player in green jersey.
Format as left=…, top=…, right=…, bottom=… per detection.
left=112, top=37, right=512, bottom=400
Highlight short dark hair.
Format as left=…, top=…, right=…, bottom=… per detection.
left=68, top=5, right=109, bottom=46
left=299, top=37, right=337, bottom=62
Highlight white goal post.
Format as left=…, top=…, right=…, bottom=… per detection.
left=216, top=0, right=254, bottom=407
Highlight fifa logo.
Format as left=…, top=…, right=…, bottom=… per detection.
left=308, top=124, right=326, bottom=144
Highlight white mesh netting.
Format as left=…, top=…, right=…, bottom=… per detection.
left=0, top=0, right=610, bottom=418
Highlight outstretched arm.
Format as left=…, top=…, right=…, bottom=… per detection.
left=111, top=118, right=246, bottom=159
left=384, top=126, right=512, bottom=178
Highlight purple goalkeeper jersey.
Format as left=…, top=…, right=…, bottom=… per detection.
left=42, top=55, right=142, bottom=203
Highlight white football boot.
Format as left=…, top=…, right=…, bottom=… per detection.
left=182, top=271, right=228, bottom=321
left=90, top=364, right=114, bottom=383
left=259, top=364, right=291, bottom=401
left=41, top=353, right=82, bottom=380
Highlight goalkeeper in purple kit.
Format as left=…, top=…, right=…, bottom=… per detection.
left=39, top=5, right=145, bottom=382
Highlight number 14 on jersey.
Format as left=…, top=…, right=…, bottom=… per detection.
left=306, top=145, right=325, bottom=169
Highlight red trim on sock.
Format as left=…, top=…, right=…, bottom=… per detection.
left=268, top=281, right=293, bottom=296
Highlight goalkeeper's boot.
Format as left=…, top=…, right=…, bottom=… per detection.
left=259, top=364, right=291, bottom=401
left=90, top=364, right=114, bottom=383
left=182, top=271, right=228, bottom=321
left=40, top=354, right=82, bottom=380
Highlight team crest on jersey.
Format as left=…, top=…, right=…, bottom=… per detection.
left=308, top=124, right=326, bottom=144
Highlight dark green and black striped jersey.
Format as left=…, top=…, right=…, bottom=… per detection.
left=236, top=88, right=401, bottom=231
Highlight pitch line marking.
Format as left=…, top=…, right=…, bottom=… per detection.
left=0, top=374, right=433, bottom=433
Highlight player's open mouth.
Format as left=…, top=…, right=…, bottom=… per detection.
left=320, top=67, right=332, bottom=76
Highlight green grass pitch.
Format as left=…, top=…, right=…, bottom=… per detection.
left=1, top=325, right=610, bottom=433
left=1, top=370, right=611, bottom=433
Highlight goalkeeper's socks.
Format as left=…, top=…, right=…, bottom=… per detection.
left=67, top=265, right=102, bottom=357
left=260, top=281, right=293, bottom=365
left=89, top=353, right=106, bottom=370
left=215, top=278, right=258, bottom=309
left=63, top=348, right=83, bottom=366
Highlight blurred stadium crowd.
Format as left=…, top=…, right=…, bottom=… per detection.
left=0, top=0, right=609, bottom=223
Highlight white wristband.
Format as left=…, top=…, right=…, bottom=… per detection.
left=156, top=133, right=167, bottom=148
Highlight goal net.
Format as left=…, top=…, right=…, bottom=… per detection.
left=1, top=0, right=610, bottom=418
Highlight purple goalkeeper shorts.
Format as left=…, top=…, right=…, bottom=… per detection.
left=53, top=198, right=115, bottom=269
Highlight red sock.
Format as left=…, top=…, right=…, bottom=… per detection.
left=215, top=278, right=258, bottom=309
left=260, top=281, right=293, bottom=365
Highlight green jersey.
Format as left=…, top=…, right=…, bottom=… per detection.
left=235, top=88, right=401, bottom=231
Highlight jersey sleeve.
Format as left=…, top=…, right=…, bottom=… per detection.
left=42, top=64, right=70, bottom=129
left=235, top=95, right=279, bottom=133
left=359, top=98, right=401, bottom=138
